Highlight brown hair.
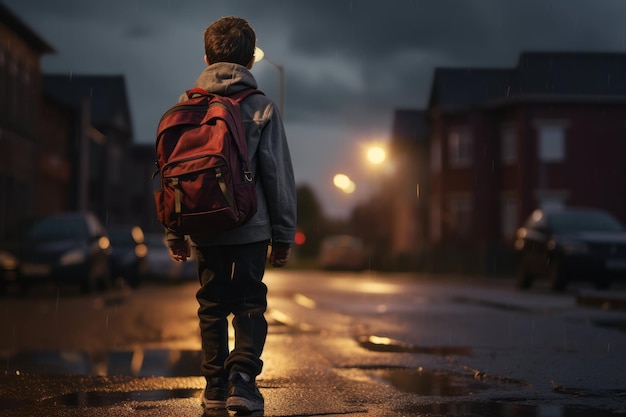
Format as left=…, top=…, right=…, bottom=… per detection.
left=204, top=16, right=256, bottom=66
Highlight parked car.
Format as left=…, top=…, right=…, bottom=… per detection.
left=108, top=225, right=148, bottom=288
left=514, top=207, right=626, bottom=291
left=318, top=235, right=367, bottom=271
left=0, top=250, right=19, bottom=294
left=13, top=212, right=113, bottom=293
left=143, top=233, right=196, bottom=282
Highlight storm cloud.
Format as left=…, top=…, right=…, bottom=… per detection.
left=5, top=0, right=626, bottom=217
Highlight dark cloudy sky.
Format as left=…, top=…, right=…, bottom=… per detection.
left=5, top=0, right=626, bottom=218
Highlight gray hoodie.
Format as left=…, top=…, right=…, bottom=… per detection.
left=166, top=63, right=297, bottom=246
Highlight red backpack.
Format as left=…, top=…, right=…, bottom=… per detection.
left=153, top=88, right=263, bottom=236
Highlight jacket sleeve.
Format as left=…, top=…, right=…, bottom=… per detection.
left=257, top=104, right=297, bottom=244
left=165, top=229, right=186, bottom=247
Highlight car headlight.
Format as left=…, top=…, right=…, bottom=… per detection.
left=135, top=243, right=148, bottom=258
left=60, top=249, right=86, bottom=266
left=559, top=240, right=589, bottom=255
left=0, top=251, right=18, bottom=270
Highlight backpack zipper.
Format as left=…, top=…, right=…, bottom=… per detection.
left=171, top=177, right=182, bottom=214
left=215, top=167, right=234, bottom=207
left=159, top=102, right=228, bottom=122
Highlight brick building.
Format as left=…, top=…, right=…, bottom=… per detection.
left=387, top=52, right=626, bottom=274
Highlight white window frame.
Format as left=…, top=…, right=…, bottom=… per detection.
left=533, top=189, right=570, bottom=211
left=448, top=194, right=473, bottom=239
left=448, top=127, right=473, bottom=168
left=534, top=121, right=568, bottom=163
left=501, top=125, right=517, bottom=165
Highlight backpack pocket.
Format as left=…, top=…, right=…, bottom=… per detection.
left=161, top=155, right=239, bottom=234
left=153, top=188, right=165, bottom=225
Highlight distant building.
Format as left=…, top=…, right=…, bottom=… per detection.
left=0, top=2, right=55, bottom=240
left=0, top=2, right=143, bottom=245
left=388, top=52, right=626, bottom=274
left=129, top=143, right=162, bottom=233
left=386, top=110, right=430, bottom=270
left=43, top=74, right=135, bottom=225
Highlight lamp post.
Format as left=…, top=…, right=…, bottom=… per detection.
left=254, top=47, right=285, bottom=117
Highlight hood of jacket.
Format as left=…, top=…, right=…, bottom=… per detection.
left=185, top=63, right=259, bottom=98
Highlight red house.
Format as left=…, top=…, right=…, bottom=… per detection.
left=388, top=52, right=626, bottom=274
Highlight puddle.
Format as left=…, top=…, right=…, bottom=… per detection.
left=450, top=296, right=532, bottom=312
left=372, top=368, right=622, bottom=416
left=38, top=388, right=201, bottom=407
left=593, top=319, right=626, bottom=333
left=2, top=349, right=203, bottom=377
left=400, top=401, right=620, bottom=417
left=357, top=335, right=472, bottom=356
left=370, top=367, right=525, bottom=397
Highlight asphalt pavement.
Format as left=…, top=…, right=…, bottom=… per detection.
left=1, top=272, right=626, bottom=416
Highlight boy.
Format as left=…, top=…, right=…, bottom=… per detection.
left=166, top=16, right=297, bottom=414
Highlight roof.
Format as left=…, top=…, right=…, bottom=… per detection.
left=429, top=52, right=626, bottom=112
left=0, top=2, right=55, bottom=53
left=43, top=74, right=134, bottom=139
left=515, top=52, right=626, bottom=97
left=429, top=68, right=513, bottom=112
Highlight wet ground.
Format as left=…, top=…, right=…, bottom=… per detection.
left=1, top=272, right=626, bottom=416
left=1, top=340, right=623, bottom=416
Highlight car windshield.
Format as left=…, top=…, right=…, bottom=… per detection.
left=550, top=211, right=625, bottom=233
left=108, top=231, right=133, bottom=246
left=27, top=216, right=88, bottom=241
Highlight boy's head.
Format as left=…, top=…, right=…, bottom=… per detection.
left=204, top=16, right=256, bottom=68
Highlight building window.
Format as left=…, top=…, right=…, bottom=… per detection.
left=537, top=123, right=566, bottom=162
left=430, top=139, right=441, bottom=173
left=500, top=195, right=518, bottom=240
left=448, top=127, right=473, bottom=168
left=448, top=195, right=473, bottom=239
left=533, top=190, right=569, bottom=212
left=501, top=126, right=517, bottom=165
left=539, top=195, right=565, bottom=211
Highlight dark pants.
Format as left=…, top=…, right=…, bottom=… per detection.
left=195, top=240, right=269, bottom=380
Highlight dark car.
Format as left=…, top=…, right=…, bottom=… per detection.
left=108, top=225, right=148, bottom=288
left=0, top=250, right=19, bottom=294
left=15, top=212, right=112, bottom=293
left=143, top=233, right=196, bottom=282
left=514, top=207, right=626, bottom=291
left=318, top=235, right=367, bottom=271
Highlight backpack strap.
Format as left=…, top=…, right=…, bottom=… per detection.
left=185, top=88, right=210, bottom=99
left=228, top=89, right=264, bottom=103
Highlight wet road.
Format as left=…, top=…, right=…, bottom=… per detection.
left=1, top=270, right=625, bottom=416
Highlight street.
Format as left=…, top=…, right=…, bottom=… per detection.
left=1, top=270, right=626, bottom=416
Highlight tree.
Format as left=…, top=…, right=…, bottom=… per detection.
left=296, top=184, right=325, bottom=258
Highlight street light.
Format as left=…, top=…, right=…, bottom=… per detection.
left=254, top=47, right=284, bottom=117
left=366, top=145, right=386, bottom=165
left=333, top=173, right=356, bottom=194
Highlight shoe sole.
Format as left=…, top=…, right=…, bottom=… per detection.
left=226, top=396, right=264, bottom=413
left=202, top=398, right=226, bottom=410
